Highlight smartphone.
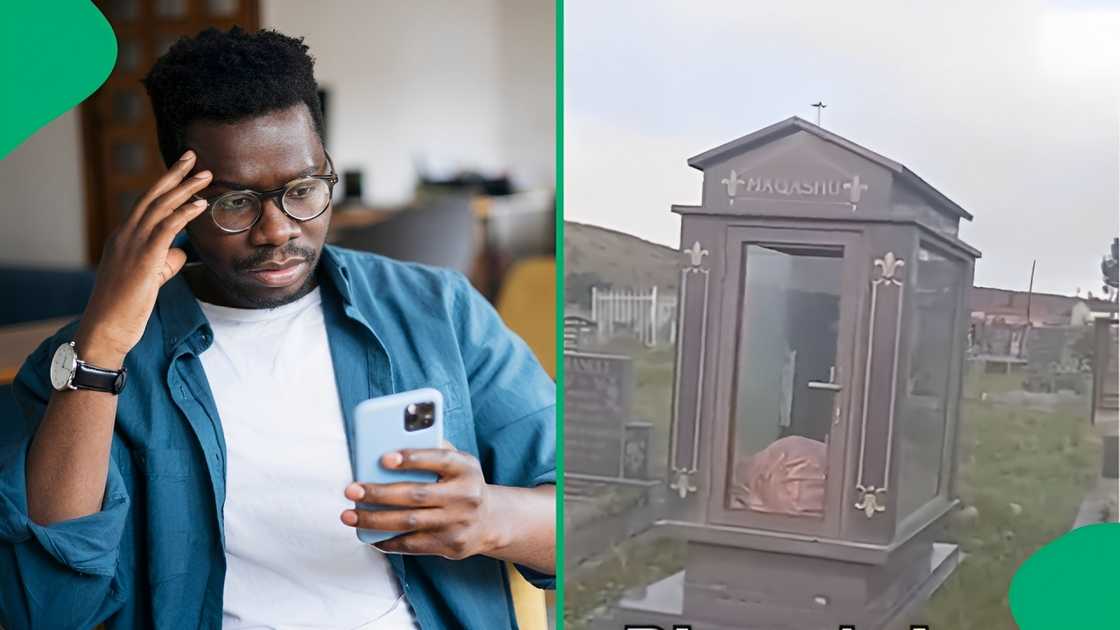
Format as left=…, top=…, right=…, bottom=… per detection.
left=353, top=388, right=444, bottom=544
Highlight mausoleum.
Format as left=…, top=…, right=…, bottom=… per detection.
left=603, top=116, right=981, bottom=629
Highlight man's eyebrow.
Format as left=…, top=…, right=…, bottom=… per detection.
left=207, top=163, right=323, bottom=191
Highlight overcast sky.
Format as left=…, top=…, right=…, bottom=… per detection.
left=565, top=0, right=1119, bottom=296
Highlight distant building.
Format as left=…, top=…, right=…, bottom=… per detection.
left=969, top=286, right=1118, bottom=369
left=969, top=286, right=1115, bottom=327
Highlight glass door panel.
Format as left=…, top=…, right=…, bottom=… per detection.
left=728, top=244, right=843, bottom=519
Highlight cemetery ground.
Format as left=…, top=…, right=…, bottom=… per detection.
left=564, top=351, right=1103, bottom=630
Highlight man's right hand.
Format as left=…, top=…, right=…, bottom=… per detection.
left=74, top=150, right=213, bottom=369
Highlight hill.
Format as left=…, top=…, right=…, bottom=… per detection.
left=564, top=222, right=679, bottom=306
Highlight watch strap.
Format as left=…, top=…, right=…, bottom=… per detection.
left=72, top=360, right=127, bottom=394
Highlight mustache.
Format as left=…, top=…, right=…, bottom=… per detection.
left=233, top=245, right=318, bottom=272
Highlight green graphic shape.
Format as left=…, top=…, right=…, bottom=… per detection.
left=1009, top=522, right=1120, bottom=628
left=0, top=1, right=116, bottom=159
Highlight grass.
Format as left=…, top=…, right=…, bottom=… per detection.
left=564, top=364, right=1102, bottom=629
left=564, top=338, right=681, bottom=630
left=918, top=371, right=1100, bottom=629
left=564, top=535, right=685, bottom=629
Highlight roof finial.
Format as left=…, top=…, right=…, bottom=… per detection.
left=811, top=101, right=827, bottom=127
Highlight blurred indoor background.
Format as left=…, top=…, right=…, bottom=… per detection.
left=0, top=0, right=556, bottom=366
left=0, top=1, right=556, bottom=626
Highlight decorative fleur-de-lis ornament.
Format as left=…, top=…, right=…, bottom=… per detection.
left=671, top=470, right=697, bottom=499
left=683, top=241, right=709, bottom=269
left=855, top=485, right=887, bottom=518
left=721, top=169, right=745, bottom=205
left=843, top=174, right=868, bottom=211
left=873, top=252, right=905, bottom=285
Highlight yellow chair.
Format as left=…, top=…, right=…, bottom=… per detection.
left=496, top=256, right=556, bottom=630
left=495, top=257, right=557, bottom=379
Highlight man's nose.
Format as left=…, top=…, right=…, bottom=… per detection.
left=249, top=197, right=300, bottom=247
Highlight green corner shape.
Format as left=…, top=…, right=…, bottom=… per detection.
left=1009, top=522, right=1120, bottom=629
left=0, top=1, right=117, bottom=159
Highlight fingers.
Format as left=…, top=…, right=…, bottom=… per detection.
left=149, top=199, right=208, bottom=250
left=374, top=531, right=473, bottom=560
left=385, top=447, right=475, bottom=477
left=347, top=481, right=447, bottom=507
left=137, top=170, right=213, bottom=237
left=126, top=150, right=197, bottom=228
left=374, top=532, right=442, bottom=556
left=159, top=248, right=188, bottom=286
left=340, top=507, right=440, bottom=532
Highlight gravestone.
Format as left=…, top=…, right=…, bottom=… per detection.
left=564, top=351, right=634, bottom=478
left=565, top=352, right=663, bottom=573
left=1025, top=326, right=1086, bottom=393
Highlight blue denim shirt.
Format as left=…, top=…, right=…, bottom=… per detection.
left=0, top=246, right=556, bottom=630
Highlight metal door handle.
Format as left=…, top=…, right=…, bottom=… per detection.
left=807, top=365, right=842, bottom=392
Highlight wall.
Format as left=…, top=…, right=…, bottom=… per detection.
left=0, top=110, right=87, bottom=266
left=496, top=0, right=556, bottom=192
left=262, top=0, right=555, bottom=205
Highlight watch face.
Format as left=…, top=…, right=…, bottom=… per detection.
left=50, top=342, right=76, bottom=391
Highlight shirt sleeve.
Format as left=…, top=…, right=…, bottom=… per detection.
left=452, top=273, right=556, bottom=588
left=0, top=334, right=130, bottom=627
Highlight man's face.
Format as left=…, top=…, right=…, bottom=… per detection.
left=184, top=104, right=331, bottom=309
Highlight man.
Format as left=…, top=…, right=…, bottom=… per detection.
left=0, top=27, right=555, bottom=629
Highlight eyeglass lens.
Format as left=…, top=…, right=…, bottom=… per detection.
left=211, top=177, right=332, bottom=231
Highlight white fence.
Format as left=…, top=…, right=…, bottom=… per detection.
left=590, top=286, right=678, bottom=347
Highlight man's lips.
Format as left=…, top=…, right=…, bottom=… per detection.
left=244, top=258, right=307, bottom=287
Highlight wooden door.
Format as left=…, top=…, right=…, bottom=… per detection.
left=82, top=0, right=259, bottom=264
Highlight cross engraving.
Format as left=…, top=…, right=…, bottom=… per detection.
left=843, top=174, right=868, bottom=210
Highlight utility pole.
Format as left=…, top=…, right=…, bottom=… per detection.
left=1022, top=259, right=1036, bottom=359
left=811, top=101, right=827, bottom=126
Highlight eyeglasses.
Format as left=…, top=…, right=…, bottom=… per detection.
left=193, top=154, right=339, bottom=233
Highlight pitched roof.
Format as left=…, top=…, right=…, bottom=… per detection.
left=687, top=116, right=973, bottom=221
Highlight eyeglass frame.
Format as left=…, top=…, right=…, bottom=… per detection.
left=191, top=153, right=340, bottom=234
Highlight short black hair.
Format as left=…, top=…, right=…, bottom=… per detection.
left=142, top=26, right=325, bottom=167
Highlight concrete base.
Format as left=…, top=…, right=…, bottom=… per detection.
left=565, top=480, right=666, bottom=572
left=590, top=542, right=959, bottom=630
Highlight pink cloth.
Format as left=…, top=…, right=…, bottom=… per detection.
left=730, top=436, right=827, bottom=517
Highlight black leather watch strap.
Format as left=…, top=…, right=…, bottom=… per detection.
left=73, top=361, right=128, bottom=394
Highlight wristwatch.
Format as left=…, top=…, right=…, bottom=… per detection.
left=49, top=341, right=128, bottom=394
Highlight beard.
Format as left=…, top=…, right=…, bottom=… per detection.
left=202, top=243, right=322, bottom=309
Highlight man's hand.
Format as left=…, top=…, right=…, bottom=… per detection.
left=26, top=150, right=213, bottom=526
left=342, top=445, right=503, bottom=560
left=341, top=445, right=556, bottom=574
left=75, top=150, right=212, bottom=368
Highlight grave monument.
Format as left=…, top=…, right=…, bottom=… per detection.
left=565, top=350, right=662, bottom=568
left=596, top=117, right=980, bottom=629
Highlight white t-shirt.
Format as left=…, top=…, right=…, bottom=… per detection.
left=197, top=288, right=418, bottom=630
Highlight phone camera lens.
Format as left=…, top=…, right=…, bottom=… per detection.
left=404, top=401, right=436, bottom=432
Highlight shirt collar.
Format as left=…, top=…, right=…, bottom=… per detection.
left=320, top=244, right=355, bottom=307
left=157, top=245, right=359, bottom=356
left=158, top=273, right=210, bottom=356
